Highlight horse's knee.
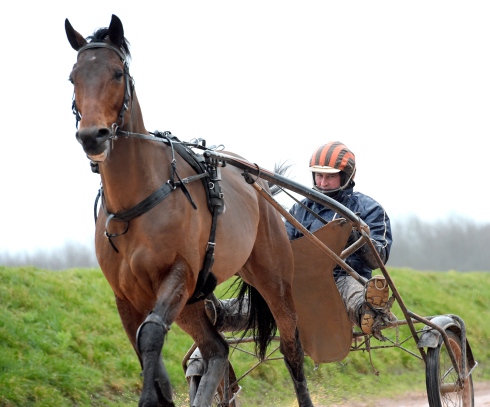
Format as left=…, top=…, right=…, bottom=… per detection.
left=137, top=312, right=169, bottom=355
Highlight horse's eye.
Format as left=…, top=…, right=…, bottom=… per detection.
left=115, top=70, right=124, bottom=81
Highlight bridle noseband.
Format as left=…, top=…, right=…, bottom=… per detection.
left=71, top=42, right=134, bottom=132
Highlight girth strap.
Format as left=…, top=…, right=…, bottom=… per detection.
left=187, top=206, right=219, bottom=304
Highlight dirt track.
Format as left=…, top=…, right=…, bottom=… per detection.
left=324, top=381, right=490, bottom=407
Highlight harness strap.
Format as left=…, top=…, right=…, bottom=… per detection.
left=187, top=206, right=219, bottom=304
left=95, top=178, right=193, bottom=253
left=110, top=182, right=175, bottom=223
left=101, top=181, right=175, bottom=253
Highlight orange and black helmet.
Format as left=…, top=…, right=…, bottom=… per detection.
left=309, top=141, right=356, bottom=190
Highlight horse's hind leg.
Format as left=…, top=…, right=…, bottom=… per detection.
left=281, top=328, right=313, bottom=407
left=244, top=245, right=314, bottom=406
left=263, top=287, right=313, bottom=407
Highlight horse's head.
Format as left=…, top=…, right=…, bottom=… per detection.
left=65, top=14, right=132, bottom=162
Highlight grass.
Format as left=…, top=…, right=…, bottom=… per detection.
left=0, top=266, right=489, bottom=406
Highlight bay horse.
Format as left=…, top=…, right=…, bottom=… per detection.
left=65, top=14, right=313, bottom=407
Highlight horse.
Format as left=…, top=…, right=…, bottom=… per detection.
left=65, top=14, right=314, bottom=407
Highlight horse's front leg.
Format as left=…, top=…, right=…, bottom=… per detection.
left=135, top=260, right=196, bottom=407
left=176, top=303, right=229, bottom=407
left=137, top=311, right=175, bottom=407
left=114, top=294, right=173, bottom=406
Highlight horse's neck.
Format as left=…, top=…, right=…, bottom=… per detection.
left=99, top=92, right=170, bottom=213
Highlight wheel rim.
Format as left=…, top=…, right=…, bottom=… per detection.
left=438, top=333, right=473, bottom=406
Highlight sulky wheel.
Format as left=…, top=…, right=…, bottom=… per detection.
left=425, top=330, right=474, bottom=407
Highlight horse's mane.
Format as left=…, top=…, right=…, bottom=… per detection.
left=87, top=28, right=131, bottom=59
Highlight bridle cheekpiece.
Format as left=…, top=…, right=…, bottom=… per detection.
left=71, top=41, right=134, bottom=133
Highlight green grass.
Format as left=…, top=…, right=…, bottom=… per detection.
left=0, top=266, right=489, bottom=406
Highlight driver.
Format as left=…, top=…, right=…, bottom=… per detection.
left=205, top=141, right=394, bottom=338
left=285, top=141, right=394, bottom=335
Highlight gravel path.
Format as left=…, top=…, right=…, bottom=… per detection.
left=323, top=381, right=490, bottom=407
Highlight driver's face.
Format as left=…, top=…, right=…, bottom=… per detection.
left=314, top=172, right=341, bottom=191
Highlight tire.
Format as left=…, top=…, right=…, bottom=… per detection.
left=426, top=330, right=474, bottom=407
left=188, top=361, right=239, bottom=407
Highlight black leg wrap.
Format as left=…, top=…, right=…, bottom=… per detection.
left=136, top=312, right=169, bottom=355
left=137, top=312, right=175, bottom=407
left=284, top=359, right=314, bottom=407
left=156, top=358, right=175, bottom=407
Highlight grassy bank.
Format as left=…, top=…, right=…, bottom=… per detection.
left=0, top=266, right=488, bottom=406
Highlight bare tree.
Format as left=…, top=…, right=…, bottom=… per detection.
left=389, top=216, right=490, bottom=271
left=0, top=240, right=98, bottom=270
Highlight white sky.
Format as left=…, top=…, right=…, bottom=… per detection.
left=1, top=1, right=490, bottom=254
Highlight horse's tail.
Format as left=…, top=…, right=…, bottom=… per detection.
left=235, top=280, right=277, bottom=361
left=268, top=160, right=293, bottom=196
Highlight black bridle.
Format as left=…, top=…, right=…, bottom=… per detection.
left=71, top=42, right=134, bottom=131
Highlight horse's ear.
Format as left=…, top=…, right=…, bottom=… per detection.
left=108, top=14, right=124, bottom=48
left=65, top=18, right=87, bottom=51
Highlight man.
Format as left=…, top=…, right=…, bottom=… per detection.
left=285, top=141, right=393, bottom=335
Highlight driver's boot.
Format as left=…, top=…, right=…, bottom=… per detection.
left=360, top=275, right=396, bottom=336
left=204, top=294, right=251, bottom=332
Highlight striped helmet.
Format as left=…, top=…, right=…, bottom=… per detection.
left=309, top=141, right=356, bottom=190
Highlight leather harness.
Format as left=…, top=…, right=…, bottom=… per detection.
left=74, top=41, right=224, bottom=304
left=92, top=133, right=225, bottom=304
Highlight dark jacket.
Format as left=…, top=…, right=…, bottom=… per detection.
left=285, top=186, right=392, bottom=279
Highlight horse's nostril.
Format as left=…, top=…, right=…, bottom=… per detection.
left=76, top=127, right=112, bottom=150
left=96, top=128, right=112, bottom=140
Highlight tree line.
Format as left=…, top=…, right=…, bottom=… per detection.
left=389, top=215, right=490, bottom=272
left=1, top=216, right=489, bottom=271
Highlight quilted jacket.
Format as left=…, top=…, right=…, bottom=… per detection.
left=285, top=186, right=393, bottom=279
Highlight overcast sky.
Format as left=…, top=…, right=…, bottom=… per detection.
left=1, top=1, right=489, bottom=254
